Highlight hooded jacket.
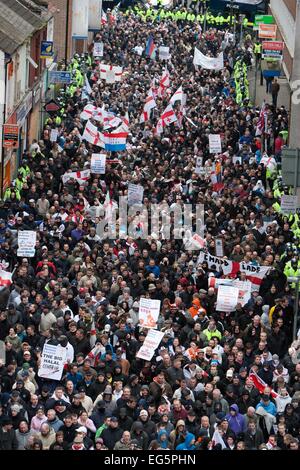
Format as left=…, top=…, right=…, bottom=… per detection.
left=225, top=404, right=247, bottom=436
left=176, top=432, right=196, bottom=450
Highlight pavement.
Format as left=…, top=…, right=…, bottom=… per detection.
left=248, top=66, right=291, bottom=110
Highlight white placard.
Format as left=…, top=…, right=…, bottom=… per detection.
left=216, top=285, right=239, bottom=312
left=38, top=343, right=67, bottom=381
left=209, top=134, right=222, bottom=154
left=136, top=329, right=165, bottom=361
left=93, top=42, right=104, bottom=57
left=233, top=280, right=252, bottom=307
left=50, top=129, right=58, bottom=142
left=106, top=69, right=115, bottom=84
left=195, top=157, right=203, bottom=175
left=233, top=156, right=242, bottom=164
left=91, top=154, right=106, bottom=174
left=215, top=238, right=224, bottom=257
left=128, top=183, right=144, bottom=206
left=281, top=195, right=298, bottom=214
left=17, top=231, right=37, bottom=257
left=139, top=298, right=161, bottom=329
left=159, top=46, right=170, bottom=60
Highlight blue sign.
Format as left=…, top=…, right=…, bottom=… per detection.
left=41, top=41, right=54, bottom=59
left=49, top=71, right=72, bottom=84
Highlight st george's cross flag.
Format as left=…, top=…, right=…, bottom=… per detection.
left=249, top=371, right=279, bottom=398
left=100, top=64, right=123, bottom=83
left=80, top=104, right=97, bottom=121
left=0, top=270, right=12, bottom=287
left=157, top=68, right=170, bottom=97
left=170, top=86, right=183, bottom=105
left=82, top=120, right=104, bottom=147
left=156, top=104, right=177, bottom=134
left=140, top=90, right=157, bottom=123
left=62, top=170, right=91, bottom=185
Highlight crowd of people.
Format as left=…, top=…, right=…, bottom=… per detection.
left=0, top=5, right=300, bottom=452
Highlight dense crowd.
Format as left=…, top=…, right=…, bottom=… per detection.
left=0, top=6, right=300, bottom=451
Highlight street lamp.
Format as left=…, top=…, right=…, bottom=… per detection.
left=287, top=276, right=300, bottom=340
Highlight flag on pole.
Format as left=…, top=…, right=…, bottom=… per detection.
left=158, top=69, right=170, bottom=97
left=0, top=270, right=12, bottom=287
left=170, top=86, right=183, bottom=105
left=256, top=101, right=267, bottom=136
left=101, top=10, right=108, bottom=25
left=140, top=90, right=157, bottom=123
left=249, top=371, right=279, bottom=398
left=146, top=35, right=156, bottom=59
left=103, top=131, right=127, bottom=151
left=156, top=104, right=177, bottom=134
left=80, top=104, right=97, bottom=121
left=211, top=428, right=227, bottom=449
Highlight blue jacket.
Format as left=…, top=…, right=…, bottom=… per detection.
left=225, top=404, right=247, bottom=436
left=176, top=433, right=196, bottom=450
left=256, top=400, right=277, bottom=416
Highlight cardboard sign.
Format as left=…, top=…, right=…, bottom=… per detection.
left=136, top=329, right=165, bottom=361
left=17, top=231, right=37, bottom=257
left=91, top=154, right=106, bottom=174
left=195, top=157, right=203, bottom=175
left=215, top=239, right=224, bottom=257
left=106, top=69, right=115, bottom=84
left=216, top=285, right=239, bottom=312
left=93, top=42, right=104, bottom=57
left=139, top=298, right=161, bottom=329
left=281, top=195, right=298, bottom=214
left=50, top=129, right=59, bottom=142
left=38, top=343, right=67, bottom=381
left=159, top=46, right=171, bottom=60
left=209, top=134, right=222, bottom=154
left=128, top=183, right=144, bottom=206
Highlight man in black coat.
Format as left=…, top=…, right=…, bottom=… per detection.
left=101, top=416, right=123, bottom=449
left=0, top=416, right=18, bottom=450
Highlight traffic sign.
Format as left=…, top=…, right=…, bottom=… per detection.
left=3, top=124, right=19, bottom=149
left=49, top=71, right=72, bottom=84
left=44, top=100, right=61, bottom=114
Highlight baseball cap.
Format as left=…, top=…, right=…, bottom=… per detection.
left=110, top=416, right=118, bottom=422
left=139, top=410, right=148, bottom=417
left=75, top=426, right=87, bottom=434
left=226, top=369, right=233, bottom=378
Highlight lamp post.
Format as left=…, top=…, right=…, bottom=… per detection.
left=65, top=0, right=70, bottom=67
left=230, top=0, right=234, bottom=28
left=203, top=0, right=207, bottom=34
left=287, top=276, right=300, bottom=341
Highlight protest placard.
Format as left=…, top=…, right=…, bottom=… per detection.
left=128, top=183, right=144, bottom=206
left=93, top=42, right=104, bottom=57
left=209, top=134, right=222, bottom=154
left=50, top=129, right=58, bottom=142
left=91, top=154, right=106, bottom=174
left=38, top=343, right=67, bottom=381
left=17, top=231, right=37, bottom=257
left=136, top=329, right=165, bottom=361
left=281, top=195, right=298, bottom=214
left=195, top=157, right=203, bottom=175
left=159, top=46, right=171, bottom=60
left=139, top=298, right=161, bottom=328
left=215, top=239, right=224, bottom=257
left=216, top=285, right=239, bottom=312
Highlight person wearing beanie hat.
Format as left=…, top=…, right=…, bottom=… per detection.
left=134, top=409, right=156, bottom=441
